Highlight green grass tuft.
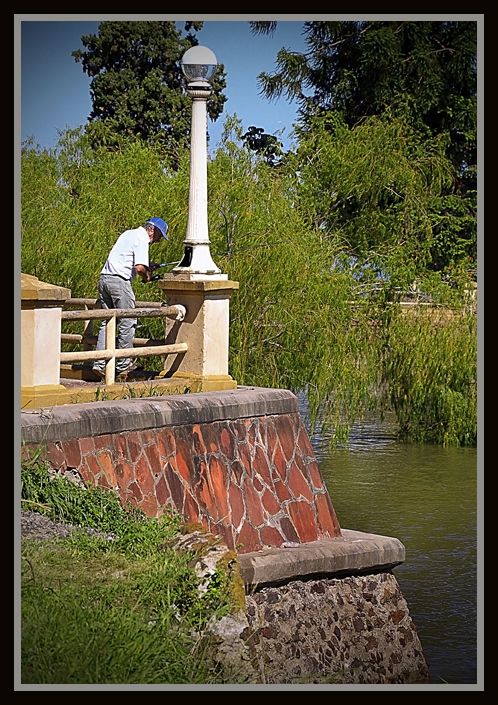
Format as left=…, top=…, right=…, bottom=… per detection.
left=20, top=458, right=242, bottom=684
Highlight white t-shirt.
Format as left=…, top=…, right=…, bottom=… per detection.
left=100, top=226, right=149, bottom=280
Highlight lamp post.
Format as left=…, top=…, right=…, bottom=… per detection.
left=173, top=45, right=225, bottom=280
left=157, top=44, right=238, bottom=389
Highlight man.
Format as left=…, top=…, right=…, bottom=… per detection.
left=92, top=217, right=168, bottom=380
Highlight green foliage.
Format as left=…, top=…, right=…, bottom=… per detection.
left=72, top=21, right=226, bottom=165
left=21, top=536, right=230, bottom=684
left=20, top=460, right=240, bottom=683
left=293, top=112, right=475, bottom=273
left=254, top=21, right=476, bottom=177
left=427, top=192, right=477, bottom=274
left=206, top=121, right=381, bottom=440
left=21, top=454, right=181, bottom=554
left=20, top=123, right=477, bottom=446
left=242, top=125, right=284, bottom=166
left=21, top=131, right=184, bottom=298
left=21, top=573, right=219, bottom=684
left=381, top=310, right=477, bottom=445
left=252, top=20, right=477, bottom=269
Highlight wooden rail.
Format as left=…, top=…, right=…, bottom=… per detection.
left=61, top=306, right=182, bottom=321
left=61, top=334, right=165, bottom=347
left=60, top=343, right=187, bottom=362
left=60, top=304, right=187, bottom=385
left=64, top=298, right=166, bottom=308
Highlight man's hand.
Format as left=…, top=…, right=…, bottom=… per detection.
left=135, top=263, right=151, bottom=283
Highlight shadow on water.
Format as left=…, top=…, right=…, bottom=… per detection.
left=298, top=395, right=478, bottom=685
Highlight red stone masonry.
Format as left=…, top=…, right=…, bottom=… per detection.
left=21, top=388, right=341, bottom=553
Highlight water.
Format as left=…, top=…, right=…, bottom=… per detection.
left=307, top=410, right=478, bottom=685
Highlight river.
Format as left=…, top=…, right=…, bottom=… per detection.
left=303, top=407, right=479, bottom=685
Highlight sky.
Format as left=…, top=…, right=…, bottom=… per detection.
left=19, top=17, right=309, bottom=153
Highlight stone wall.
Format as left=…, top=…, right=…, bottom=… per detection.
left=20, top=387, right=429, bottom=683
left=21, top=387, right=341, bottom=554
left=209, top=573, right=429, bottom=684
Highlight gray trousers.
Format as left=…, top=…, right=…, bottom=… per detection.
left=93, top=274, right=136, bottom=373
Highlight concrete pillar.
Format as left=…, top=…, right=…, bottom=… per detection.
left=157, top=276, right=239, bottom=390
left=21, top=273, right=71, bottom=404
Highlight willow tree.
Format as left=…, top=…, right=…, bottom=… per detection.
left=292, top=112, right=459, bottom=284
left=21, top=122, right=477, bottom=446
left=72, top=21, right=227, bottom=166
left=250, top=20, right=477, bottom=274
left=20, top=124, right=381, bottom=443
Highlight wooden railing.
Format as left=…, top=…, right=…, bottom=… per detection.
left=60, top=299, right=187, bottom=385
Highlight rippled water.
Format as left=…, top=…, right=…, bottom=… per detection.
left=302, top=403, right=479, bottom=685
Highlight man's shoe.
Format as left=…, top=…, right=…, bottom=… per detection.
left=116, top=361, right=140, bottom=379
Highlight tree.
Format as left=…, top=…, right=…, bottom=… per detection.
left=21, top=125, right=477, bottom=446
left=292, top=112, right=458, bottom=271
left=73, top=21, right=227, bottom=164
left=250, top=21, right=477, bottom=273
left=251, top=21, right=476, bottom=180
left=242, top=126, right=284, bottom=166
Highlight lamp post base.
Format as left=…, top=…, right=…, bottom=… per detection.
left=173, top=242, right=225, bottom=279
left=168, top=271, right=228, bottom=282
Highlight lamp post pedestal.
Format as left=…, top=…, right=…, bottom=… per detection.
left=157, top=277, right=239, bottom=390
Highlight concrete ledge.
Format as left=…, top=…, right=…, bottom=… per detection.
left=158, top=279, right=240, bottom=293
left=21, top=386, right=298, bottom=443
left=237, top=529, right=406, bottom=588
left=21, top=273, right=71, bottom=305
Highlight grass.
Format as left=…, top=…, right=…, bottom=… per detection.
left=20, top=456, right=243, bottom=685
left=21, top=542, right=225, bottom=684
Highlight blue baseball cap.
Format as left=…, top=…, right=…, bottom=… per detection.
left=147, top=217, right=168, bottom=239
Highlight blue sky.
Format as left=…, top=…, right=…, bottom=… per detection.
left=19, top=18, right=309, bottom=153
